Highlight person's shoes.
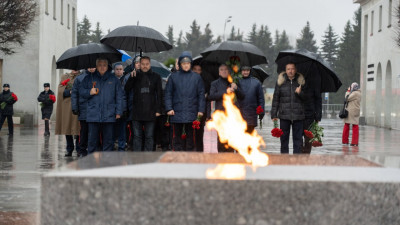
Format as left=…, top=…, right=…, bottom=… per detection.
left=7, top=133, right=13, bottom=136
left=64, top=152, right=73, bottom=157
left=350, top=144, right=358, bottom=147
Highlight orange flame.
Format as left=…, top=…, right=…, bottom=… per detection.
left=227, top=75, right=233, bottom=83
left=206, top=92, right=269, bottom=179
left=206, top=164, right=246, bottom=180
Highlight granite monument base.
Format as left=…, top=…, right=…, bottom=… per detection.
left=41, top=153, right=400, bottom=225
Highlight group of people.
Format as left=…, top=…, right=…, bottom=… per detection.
left=0, top=51, right=361, bottom=156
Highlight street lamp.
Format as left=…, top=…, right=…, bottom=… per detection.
left=223, top=16, right=232, bottom=41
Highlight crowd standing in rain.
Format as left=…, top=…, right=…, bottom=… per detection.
left=1, top=31, right=349, bottom=155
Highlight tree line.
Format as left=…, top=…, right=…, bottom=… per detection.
left=77, top=8, right=361, bottom=104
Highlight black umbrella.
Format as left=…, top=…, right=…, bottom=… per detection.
left=100, top=25, right=172, bottom=54
left=275, top=49, right=342, bottom=92
left=192, top=55, right=220, bottom=80
left=56, top=43, right=122, bottom=70
left=251, top=65, right=269, bottom=84
left=200, top=41, right=267, bottom=66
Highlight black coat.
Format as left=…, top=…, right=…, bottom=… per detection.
left=301, top=79, right=322, bottom=121
left=125, top=69, right=162, bottom=121
left=271, top=72, right=305, bottom=121
left=38, top=90, right=55, bottom=119
left=238, top=76, right=265, bottom=126
left=0, top=91, right=17, bottom=116
left=208, top=77, right=244, bottom=111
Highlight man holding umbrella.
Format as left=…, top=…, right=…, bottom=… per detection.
left=165, top=51, right=206, bottom=151
left=238, top=65, right=265, bottom=134
left=271, top=63, right=305, bottom=154
left=80, top=58, right=123, bottom=153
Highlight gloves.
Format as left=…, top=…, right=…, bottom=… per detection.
left=72, top=110, right=79, bottom=116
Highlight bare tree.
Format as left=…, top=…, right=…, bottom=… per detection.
left=0, top=0, right=37, bottom=55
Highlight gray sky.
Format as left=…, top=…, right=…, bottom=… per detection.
left=78, top=0, right=360, bottom=47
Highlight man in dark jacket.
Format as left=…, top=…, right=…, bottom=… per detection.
left=165, top=51, right=206, bottom=151
left=208, top=64, right=244, bottom=152
left=238, top=66, right=265, bottom=134
left=301, top=76, right=322, bottom=154
left=125, top=56, right=162, bottom=151
left=271, top=63, right=305, bottom=154
left=113, top=63, right=128, bottom=151
left=0, top=84, right=17, bottom=136
left=37, top=83, right=56, bottom=136
left=71, top=68, right=95, bottom=156
left=80, top=58, right=123, bottom=153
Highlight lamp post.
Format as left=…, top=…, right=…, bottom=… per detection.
left=223, top=16, right=232, bottom=41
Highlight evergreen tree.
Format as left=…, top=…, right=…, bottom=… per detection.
left=91, top=22, right=103, bottom=43
left=228, top=26, right=243, bottom=41
left=185, top=20, right=202, bottom=56
left=198, top=23, right=214, bottom=54
left=166, top=25, right=175, bottom=46
left=247, top=24, right=258, bottom=44
left=330, top=8, right=361, bottom=104
left=77, top=15, right=92, bottom=44
left=320, top=24, right=339, bottom=67
left=296, top=21, right=318, bottom=52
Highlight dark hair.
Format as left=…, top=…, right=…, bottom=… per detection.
left=219, top=64, right=228, bottom=70
left=140, top=56, right=151, bottom=62
left=96, top=57, right=109, bottom=64
left=286, top=62, right=296, bottom=67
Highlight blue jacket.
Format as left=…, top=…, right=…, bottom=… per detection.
left=71, top=71, right=89, bottom=121
left=114, top=73, right=128, bottom=114
left=80, top=70, right=123, bottom=123
left=238, top=76, right=265, bottom=126
left=164, top=52, right=206, bottom=123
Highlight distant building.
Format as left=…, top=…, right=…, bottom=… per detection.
left=0, top=0, right=77, bottom=125
left=354, top=0, right=400, bottom=129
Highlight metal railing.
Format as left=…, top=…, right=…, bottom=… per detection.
left=322, top=104, right=343, bottom=118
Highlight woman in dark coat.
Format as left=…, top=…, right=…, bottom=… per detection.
left=37, top=83, right=56, bottom=136
left=0, top=84, right=17, bottom=136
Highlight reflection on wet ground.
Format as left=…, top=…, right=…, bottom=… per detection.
left=0, top=119, right=399, bottom=216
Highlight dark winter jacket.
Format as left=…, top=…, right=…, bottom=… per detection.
left=164, top=52, right=206, bottom=123
left=80, top=70, right=124, bottom=123
left=300, top=79, right=322, bottom=121
left=115, top=73, right=128, bottom=115
left=270, top=72, right=305, bottom=121
left=208, top=77, right=244, bottom=111
left=124, top=69, right=162, bottom=121
left=238, top=76, right=265, bottom=126
left=71, top=71, right=89, bottom=121
left=38, top=90, right=55, bottom=119
left=0, top=90, right=16, bottom=116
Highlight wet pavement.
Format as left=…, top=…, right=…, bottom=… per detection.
left=0, top=119, right=400, bottom=220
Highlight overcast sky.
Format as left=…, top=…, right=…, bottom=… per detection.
left=77, top=0, right=360, bottom=47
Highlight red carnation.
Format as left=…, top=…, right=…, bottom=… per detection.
left=181, top=125, right=187, bottom=139
left=164, top=116, right=170, bottom=127
left=192, top=115, right=202, bottom=130
left=271, top=120, right=283, bottom=138
left=256, top=106, right=264, bottom=115
left=312, top=141, right=323, bottom=147
left=304, top=130, right=314, bottom=139
left=11, top=93, right=18, bottom=101
left=60, top=78, right=71, bottom=86
left=49, top=94, right=56, bottom=103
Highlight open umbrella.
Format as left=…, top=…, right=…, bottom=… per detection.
left=251, top=65, right=269, bottom=84
left=200, top=41, right=267, bottom=66
left=56, top=43, right=122, bottom=70
left=275, top=49, right=342, bottom=92
left=100, top=25, right=172, bottom=55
